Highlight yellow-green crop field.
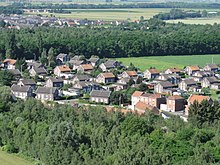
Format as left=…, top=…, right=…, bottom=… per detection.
left=116, top=54, right=220, bottom=71
left=24, top=8, right=170, bottom=21
left=0, top=150, right=33, bottom=165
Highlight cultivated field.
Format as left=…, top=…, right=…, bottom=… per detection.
left=0, top=150, right=33, bottom=165
left=24, top=8, right=170, bottom=21
left=117, top=54, right=220, bottom=71
left=166, top=17, right=220, bottom=25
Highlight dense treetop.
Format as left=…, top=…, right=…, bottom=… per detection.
left=2, top=22, right=220, bottom=60
left=0, top=88, right=220, bottom=164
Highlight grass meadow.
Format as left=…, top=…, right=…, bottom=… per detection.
left=0, top=150, right=33, bottom=165
left=116, top=54, right=220, bottom=71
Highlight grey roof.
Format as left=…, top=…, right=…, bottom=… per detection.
left=9, top=69, right=21, bottom=76
left=11, top=84, right=31, bottom=92
left=33, top=67, right=47, bottom=74
left=206, top=77, right=218, bottom=83
left=27, top=61, right=42, bottom=68
left=183, top=79, right=197, bottom=85
left=159, top=81, right=174, bottom=88
left=75, top=74, right=91, bottom=81
left=206, top=64, right=219, bottom=69
left=35, top=87, right=57, bottom=94
left=48, top=77, right=63, bottom=83
left=20, top=79, right=36, bottom=85
left=104, top=60, right=116, bottom=68
left=89, top=57, right=99, bottom=63
left=90, top=90, right=111, bottom=98
left=71, top=55, right=82, bottom=61
left=56, top=53, right=68, bottom=59
left=69, top=60, right=85, bottom=65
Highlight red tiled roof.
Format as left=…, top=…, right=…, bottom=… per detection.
left=80, top=64, right=93, bottom=70
left=168, top=68, right=181, bottom=73
left=148, top=69, right=160, bottom=74
left=57, top=65, right=71, bottom=72
left=132, top=91, right=143, bottom=97
left=188, top=66, right=200, bottom=71
left=168, top=95, right=184, bottom=100
left=135, top=101, right=159, bottom=115
left=101, top=72, right=115, bottom=78
left=125, top=71, right=137, bottom=76
left=188, top=94, right=210, bottom=104
left=3, top=59, right=16, bottom=65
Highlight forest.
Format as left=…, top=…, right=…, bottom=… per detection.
left=0, top=85, right=220, bottom=165
left=2, top=21, right=220, bottom=60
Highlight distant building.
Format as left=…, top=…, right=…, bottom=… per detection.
left=90, top=90, right=111, bottom=104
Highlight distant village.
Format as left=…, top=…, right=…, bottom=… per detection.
left=0, top=12, right=126, bottom=29
left=3, top=53, right=220, bottom=122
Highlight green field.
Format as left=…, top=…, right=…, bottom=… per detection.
left=166, top=17, right=220, bottom=25
left=24, top=8, right=170, bottom=21
left=0, top=150, right=33, bottom=165
left=117, top=54, right=220, bottom=71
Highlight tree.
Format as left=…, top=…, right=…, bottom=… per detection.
left=138, top=83, right=148, bottom=91
left=47, top=47, right=56, bottom=67
left=0, top=70, right=14, bottom=86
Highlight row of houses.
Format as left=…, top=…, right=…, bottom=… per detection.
left=2, top=54, right=220, bottom=119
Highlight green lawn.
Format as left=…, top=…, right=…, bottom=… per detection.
left=0, top=150, right=33, bottom=165
left=116, top=54, right=220, bottom=71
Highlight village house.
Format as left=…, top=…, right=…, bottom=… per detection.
left=99, top=60, right=122, bottom=72
left=35, top=87, right=59, bottom=101
left=121, top=71, right=138, bottom=79
left=77, top=64, right=93, bottom=73
left=3, top=59, right=17, bottom=70
left=17, top=79, right=36, bottom=89
left=54, top=65, right=72, bottom=78
left=9, top=69, right=22, bottom=80
left=201, top=77, right=218, bottom=88
left=46, top=77, right=64, bottom=88
left=179, top=79, right=197, bottom=91
left=88, top=57, right=100, bottom=67
left=70, top=60, right=87, bottom=70
left=56, top=53, right=70, bottom=65
left=117, top=77, right=130, bottom=85
left=166, top=95, right=185, bottom=112
left=72, top=74, right=92, bottom=84
left=26, top=60, right=43, bottom=70
left=134, top=101, right=159, bottom=115
left=29, top=66, right=47, bottom=78
left=210, top=83, right=220, bottom=90
left=185, top=94, right=213, bottom=116
left=165, top=68, right=181, bottom=75
left=73, top=81, right=101, bottom=93
left=185, top=65, right=200, bottom=76
left=96, top=72, right=116, bottom=84
left=141, top=93, right=166, bottom=109
left=157, top=74, right=181, bottom=84
left=192, top=71, right=214, bottom=82
left=131, top=91, right=166, bottom=110
left=144, top=69, right=160, bottom=79
left=154, top=81, right=175, bottom=93
left=11, top=84, right=33, bottom=100
left=131, top=91, right=144, bottom=108
left=90, top=90, right=111, bottom=104
left=203, top=64, right=219, bottom=72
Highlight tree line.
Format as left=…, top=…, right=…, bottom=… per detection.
left=11, top=2, right=220, bottom=9
left=0, top=86, right=220, bottom=164
left=2, top=22, right=220, bottom=60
